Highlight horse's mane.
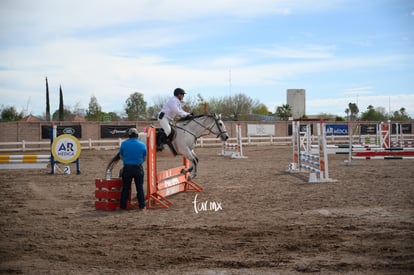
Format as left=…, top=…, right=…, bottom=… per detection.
left=177, top=114, right=211, bottom=122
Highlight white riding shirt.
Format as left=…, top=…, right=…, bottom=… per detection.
left=159, top=96, right=190, bottom=121
left=158, top=96, right=190, bottom=136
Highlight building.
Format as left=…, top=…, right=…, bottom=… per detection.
left=287, top=89, right=306, bottom=119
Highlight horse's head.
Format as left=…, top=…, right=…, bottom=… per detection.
left=212, top=113, right=229, bottom=141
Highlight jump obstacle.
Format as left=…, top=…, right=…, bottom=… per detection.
left=289, top=121, right=336, bottom=183
left=146, top=127, right=203, bottom=209
left=348, top=122, right=414, bottom=161
left=219, top=123, right=247, bottom=159
left=0, top=154, right=50, bottom=169
left=0, top=125, right=81, bottom=174
left=95, top=127, right=203, bottom=210
left=307, top=121, right=414, bottom=160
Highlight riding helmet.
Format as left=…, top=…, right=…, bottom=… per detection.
left=174, top=88, right=186, bottom=96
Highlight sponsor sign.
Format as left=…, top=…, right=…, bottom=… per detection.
left=360, top=124, right=377, bottom=135
left=325, top=124, right=348, bottom=136
left=288, top=124, right=313, bottom=136
left=41, top=125, right=82, bottom=139
left=391, top=123, right=412, bottom=134
left=247, top=124, right=275, bottom=136
left=51, top=134, right=81, bottom=164
left=100, top=125, right=135, bottom=138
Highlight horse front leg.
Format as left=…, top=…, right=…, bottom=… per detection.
left=181, top=151, right=199, bottom=180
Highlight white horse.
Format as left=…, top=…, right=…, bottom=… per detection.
left=106, top=113, right=228, bottom=180
left=157, top=113, right=229, bottom=179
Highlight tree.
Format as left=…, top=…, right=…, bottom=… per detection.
left=196, top=94, right=209, bottom=114
left=222, top=93, right=254, bottom=120
left=0, top=105, right=23, bottom=121
left=72, top=102, right=86, bottom=117
left=205, top=97, right=224, bottom=115
left=181, top=94, right=200, bottom=114
left=86, top=96, right=102, bottom=121
left=360, top=105, right=386, bottom=121
left=275, top=104, right=292, bottom=120
left=125, top=92, right=147, bottom=121
left=344, top=108, right=350, bottom=120
left=45, top=77, right=50, bottom=122
left=147, top=95, right=169, bottom=120
left=390, top=107, right=411, bottom=121
left=348, top=102, right=359, bottom=121
left=52, top=106, right=73, bottom=121
left=58, top=85, right=64, bottom=121
left=252, top=103, right=270, bottom=116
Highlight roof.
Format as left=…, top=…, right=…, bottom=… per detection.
left=19, top=115, right=43, bottom=122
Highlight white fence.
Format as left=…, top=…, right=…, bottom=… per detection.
left=0, top=136, right=292, bottom=152
left=1, top=134, right=413, bottom=152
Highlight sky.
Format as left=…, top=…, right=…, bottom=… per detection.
left=1, top=0, right=413, bottom=118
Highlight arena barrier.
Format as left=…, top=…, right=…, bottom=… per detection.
left=219, top=123, right=247, bottom=159
left=289, top=121, right=336, bottom=183
left=146, top=127, right=203, bottom=209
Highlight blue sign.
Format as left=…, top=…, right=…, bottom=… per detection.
left=325, top=124, right=348, bottom=136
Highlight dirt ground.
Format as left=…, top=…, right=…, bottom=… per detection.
left=0, top=145, right=413, bottom=274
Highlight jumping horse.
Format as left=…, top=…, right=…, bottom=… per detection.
left=106, top=113, right=228, bottom=180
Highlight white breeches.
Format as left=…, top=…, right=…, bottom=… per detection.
left=158, top=117, right=171, bottom=136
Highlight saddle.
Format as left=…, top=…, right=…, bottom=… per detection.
left=156, top=127, right=178, bottom=155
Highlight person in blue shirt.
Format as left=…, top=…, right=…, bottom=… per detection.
left=119, top=128, right=147, bottom=210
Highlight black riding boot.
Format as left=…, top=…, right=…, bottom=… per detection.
left=166, top=132, right=174, bottom=142
left=156, top=132, right=168, bottom=151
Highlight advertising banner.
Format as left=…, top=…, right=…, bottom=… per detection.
left=359, top=124, right=377, bottom=135
left=41, top=125, right=82, bottom=139
left=325, top=124, right=348, bottom=136
left=101, top=125, right=135, bottom=138
left=287, top=124, right=313, bottom=136
left=392, top=123, right=412, bottom=134
left=247, top=124, right=275, bottom=136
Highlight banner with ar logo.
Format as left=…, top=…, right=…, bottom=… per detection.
left=51, top=134, right=81, bottom=164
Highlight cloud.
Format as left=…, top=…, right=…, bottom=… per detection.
left=1, top=0, right=412, bottom=117
left=252, top=45, right=336, bottom=59
left=342, top=86, right=374, bottom=95
left=307, top=94, right=414, bottom=116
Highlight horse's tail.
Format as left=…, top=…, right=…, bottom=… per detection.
left=106, top=152, right=121, bottom=172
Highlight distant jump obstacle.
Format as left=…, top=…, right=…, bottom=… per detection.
left=95, top=127, right=203, bottom=210
left=307, top=121, right=414, bottom=159
left=289, top=121, right=336, bottom=183
left=348, top=122, right=414, bottom=161
left=0, top=125, right=81, bottom=174
left=219, top=123, right=247, bottom=159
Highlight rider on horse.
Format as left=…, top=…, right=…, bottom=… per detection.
left=157, top=88, right=192, bottom=151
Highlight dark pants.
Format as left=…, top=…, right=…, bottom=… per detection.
left=120, top=164, right=145, bottom=209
